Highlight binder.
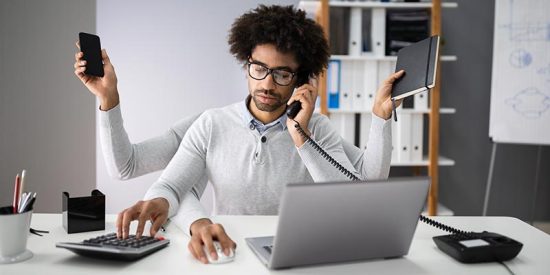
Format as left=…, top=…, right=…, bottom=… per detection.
left=377, top=61, right=394, bottom=90
left=410, top=114, right=424, bottom=162
left=361, top=60, right=378, bottom=111
left=327, top=60, right=341, bottom=109
left=352, top=61, right=365, bottom=111
left=391, top=117, right=398, bottom=163
left=414, top=90, right=429, bottom=111
left=371, top=8, right=386, bottom=57
left=340, top=60, right=354, bottom=111
left=349, top=7, right=362, bottom=56
left=395, top=112, right=412, bottom=163
left=359, top=113, right=372, bottom=151
left=329, top=113, right=355, bottom=144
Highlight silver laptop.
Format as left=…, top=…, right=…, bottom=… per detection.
left=245, top=177, right=430, bottom=269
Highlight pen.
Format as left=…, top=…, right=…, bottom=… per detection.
left=23, top=196, right=36, bottom=213
left=20, top=192, right=35, bottom=213
left=19, top=170, right=26, bottom=199
left=13, top=174, right=21, bottom=214
left=18, top=192, right=28, bottom=213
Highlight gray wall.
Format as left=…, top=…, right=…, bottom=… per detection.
left=375, top=0, right=548, bottom=222
left=0, top=0, right=96, bottom=212
left=430, top=0, right=549, bottom=220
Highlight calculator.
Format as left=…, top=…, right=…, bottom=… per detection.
left=56, top=233, right=170, bottom=261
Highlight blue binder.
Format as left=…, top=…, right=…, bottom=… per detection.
left=327, top=59, right=341, bottom=109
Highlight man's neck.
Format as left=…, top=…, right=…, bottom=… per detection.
left=248, top=99, right=286, bottom=124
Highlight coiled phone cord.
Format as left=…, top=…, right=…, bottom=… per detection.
left=292, top=119, right=474, bottom=239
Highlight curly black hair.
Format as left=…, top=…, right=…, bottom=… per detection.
left=228, top=5, right=329, bottom=86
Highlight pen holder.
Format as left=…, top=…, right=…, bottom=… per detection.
left=62, top=189, right=105, bottom=234
left=0, top=207, right=33, bottom=264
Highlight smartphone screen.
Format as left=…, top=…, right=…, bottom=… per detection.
left=79, top=32, right=104, bottom=77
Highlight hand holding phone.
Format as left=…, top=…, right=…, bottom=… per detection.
left=286, top=78, right=318, bottom=146
left=74, top=33, right=119, bottom=110
left=79, top=32, right=104, bottom=77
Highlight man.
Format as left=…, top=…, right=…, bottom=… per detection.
left=74, top=5, right=403, bottom=264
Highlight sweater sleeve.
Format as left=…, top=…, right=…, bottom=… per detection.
left=171, top=178, right=210, bottom=236
left=143, top=112, right=211, bottom=217
left=341, top=114, right=392, bottom=180
left=98, top=104, right=202, bottom=180
left=296, top=115, right=363, bottom=182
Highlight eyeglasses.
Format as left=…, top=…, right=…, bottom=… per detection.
left=246, top=61, right=297, bottom=86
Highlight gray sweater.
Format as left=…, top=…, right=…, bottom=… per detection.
left=100, top=101, right=392, bottom=234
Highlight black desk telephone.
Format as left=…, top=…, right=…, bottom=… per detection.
left=286, top=102, right=523, bottom=264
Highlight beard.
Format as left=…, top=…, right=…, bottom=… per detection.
left=251, top=90, right=287, bottom=112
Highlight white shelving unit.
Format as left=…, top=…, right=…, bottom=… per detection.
left=329, top=107, right=456, bottom=115
left=328, top=1, right=458, bottom=9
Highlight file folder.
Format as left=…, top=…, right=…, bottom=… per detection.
left=327, top=60, right=341, bottom=109
left=410, top=114, right=424, bottom=162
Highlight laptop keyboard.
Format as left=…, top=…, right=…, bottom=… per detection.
left=263, top=245, right=273, bottom=254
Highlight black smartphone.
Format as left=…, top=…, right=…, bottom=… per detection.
left=79, top=32, right=104, bottom=77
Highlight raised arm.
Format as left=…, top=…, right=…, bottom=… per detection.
left=74, top=40, right=202, bottom=180
left=332, top=71, right=405, bottom=180
left=99, top=105, right=201, bottom=179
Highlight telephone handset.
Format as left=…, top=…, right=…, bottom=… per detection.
left=288, top=117, right=523, bottom=265
left=286, top=101, right=302, bottom=120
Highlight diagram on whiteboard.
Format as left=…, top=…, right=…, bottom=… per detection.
left=509, top=49, right=532, bottom=68
left=500, top=0, right=550, bottom=42
left=505, top=87, right=550, bottom=119
left=490, top=0, right=550, bottom=145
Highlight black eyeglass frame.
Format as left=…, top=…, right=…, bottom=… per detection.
left=245, top=61, right=298, bottom=86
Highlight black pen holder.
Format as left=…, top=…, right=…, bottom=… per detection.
left=62, top=189, right=105, bottom=234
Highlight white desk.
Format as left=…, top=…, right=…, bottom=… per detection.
left=1, top=214, right=549, bottom=275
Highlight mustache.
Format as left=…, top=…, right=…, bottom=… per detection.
left=253, top=90, right=282, bottom=100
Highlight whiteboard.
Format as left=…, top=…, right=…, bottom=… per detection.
left=489, top=0, right=550, bottom=145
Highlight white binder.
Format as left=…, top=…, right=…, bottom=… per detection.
left=391, top=117, right=398, bottom=163
left=361, top=60, right=378, bottom=111
left=329, top=113, right=355, bottom=144
left=349, top=7, right=362, bottom=56
left=339, top=60, right=354, bottom=111
left=395, top=112, right=412, bottom=163
left=377, top=61, right=394, bottom=90
left=410, top=114, right=424, bottom=162
left=352, top=61, right=365, bottom=111
left=414, top=90, right=429, bottom=111
left=359, top=113, right=372, bottom=151
left=371, top=8, right=386, bottom=57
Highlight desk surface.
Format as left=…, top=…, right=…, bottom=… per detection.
left=1, top=214, right=549, bottom=275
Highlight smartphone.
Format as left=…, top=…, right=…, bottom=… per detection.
left=79, top=32, right=104, bottom=77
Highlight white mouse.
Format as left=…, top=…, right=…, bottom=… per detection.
left=203, top=241, right=235, bottom=264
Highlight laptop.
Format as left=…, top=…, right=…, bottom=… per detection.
left=246, top=177, right=430, bottom=269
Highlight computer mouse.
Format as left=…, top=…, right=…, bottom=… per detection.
left=203, top=241, right=235, bottom=264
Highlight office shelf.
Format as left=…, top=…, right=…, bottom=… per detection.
left=328, top=108, right=456, bottom=115
left=328, top=1, right=458, bottom=9
left=391, top=155, right=455, bottom=167
left=331, top=55, right=457, bottom=62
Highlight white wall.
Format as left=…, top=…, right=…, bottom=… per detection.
left=96, top=0, right=297, bottom=214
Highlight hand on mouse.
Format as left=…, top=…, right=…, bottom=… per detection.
left=188, top=218, right=237, bottom=264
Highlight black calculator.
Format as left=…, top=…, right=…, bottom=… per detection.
left=56, top=233, right=170, bottom=261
